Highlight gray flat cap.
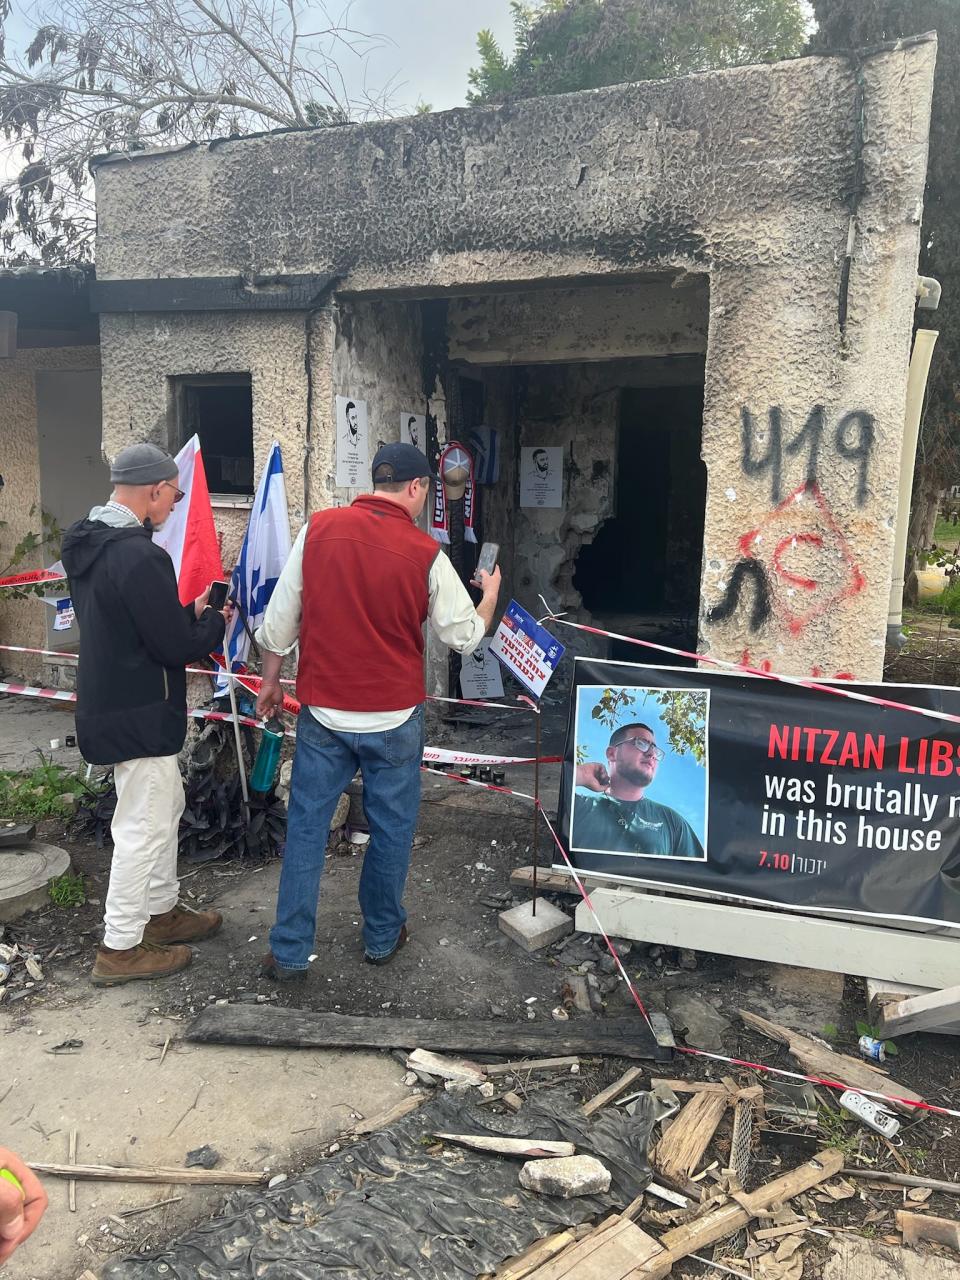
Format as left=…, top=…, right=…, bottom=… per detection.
left=110, top=443, right=178, bottom=486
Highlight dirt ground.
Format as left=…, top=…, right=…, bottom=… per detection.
left=4, top=744, right=960, bottom=1279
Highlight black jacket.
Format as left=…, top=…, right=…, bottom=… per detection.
left=61, top=518, right=226, bottom=765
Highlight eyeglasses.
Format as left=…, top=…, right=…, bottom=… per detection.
left=161, top=481, right=185, bottom=503
left=615, top=737, right=664, bottom=763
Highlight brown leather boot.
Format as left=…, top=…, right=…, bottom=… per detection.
left=143, top=901, right=223, bottom=945
left=91, top=940, right=192, bottom=987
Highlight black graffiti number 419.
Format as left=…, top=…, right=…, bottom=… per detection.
left=741, top=406, right=875, bottom=505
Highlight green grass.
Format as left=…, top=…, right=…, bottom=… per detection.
left=0, top=760, right=85, bottom=819
left=933, top=516, right=960, bottom=548
left=48, top=871, right=85, bottom=908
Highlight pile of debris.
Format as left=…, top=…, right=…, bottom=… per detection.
left=0, top=924, right=69, bottom=1006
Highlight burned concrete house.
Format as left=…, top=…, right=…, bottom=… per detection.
left=90, top=35, right=936, bottom=689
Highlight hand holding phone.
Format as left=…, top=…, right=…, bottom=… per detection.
left=471, top=542, right=499, bottom=589
left=207, top=580, right=229, bottom=610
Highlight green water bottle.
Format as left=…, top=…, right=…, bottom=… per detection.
left=250, top=717, right=284, bottom=796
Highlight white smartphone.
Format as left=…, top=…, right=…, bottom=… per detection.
left=471, top=541, right=499, bottom=586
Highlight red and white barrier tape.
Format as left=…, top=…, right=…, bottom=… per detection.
left=538, top=602, right=960, bottom=728
left=422, top=766, right=536, bottom=802
left=0, top=680, right=549, bottom=769
left=1, top=644, right=534, bottom=715
left=0, top=679, right=76, bottom=703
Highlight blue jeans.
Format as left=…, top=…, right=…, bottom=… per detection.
left=269, top=706, right=424, bottom=967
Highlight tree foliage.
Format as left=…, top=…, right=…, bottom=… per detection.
left=591, top=686, right=707, bottom=764
left=0, top=0, right=389, bottom=261
left=468, top=0, right=807, bottom=104
left=809, top=1, right=960, bottom=544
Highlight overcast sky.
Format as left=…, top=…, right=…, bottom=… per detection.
left=349, top=0, right=518, bottom=113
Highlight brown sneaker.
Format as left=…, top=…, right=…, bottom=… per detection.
left=143, top=901, right=223, bottom=945
left=91, top=940, right=192, bottom=987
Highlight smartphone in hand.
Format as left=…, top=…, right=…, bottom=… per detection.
left=471, top=542, right=499, bottom=587
left=208, top=580, right=229, bottom=610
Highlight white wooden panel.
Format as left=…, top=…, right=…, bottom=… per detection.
left=577, top=888, right=960, bottom=989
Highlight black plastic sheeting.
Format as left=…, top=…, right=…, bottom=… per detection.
left=101, top=1087, right=656, bottom=1279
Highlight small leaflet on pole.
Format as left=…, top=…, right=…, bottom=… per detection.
left=490, top=600, right=565, bottom=699
left=459, top=637, right=505, bottom=700
left=53, top=597, right=75, bottom=631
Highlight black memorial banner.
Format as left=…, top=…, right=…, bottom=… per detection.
left=556, top=658, right=960, bottom=928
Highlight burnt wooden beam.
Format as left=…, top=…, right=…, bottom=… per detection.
left=186, top=1005, right=673, bottom=1061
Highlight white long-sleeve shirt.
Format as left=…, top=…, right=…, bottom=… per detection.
left=256, top=522, right=486, bottom=732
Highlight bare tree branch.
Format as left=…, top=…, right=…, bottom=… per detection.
left=0, top=0, right=395, bottom=260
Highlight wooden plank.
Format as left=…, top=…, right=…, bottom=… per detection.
left=653, top=1091, right=729, bottom=1186
left=652, top=1149, right=844, bottom=1266
left=845, top=1168, right=960, bottom=1196
left=434, top=1133, right=575, bottom=1158
left=487, top=1057, right=580, bottom=1078
left=866, top=978, right=960, bottom=1036
left=738, top=1010, right=924, bottom=1112
left=351, top=1094, right=427, bottom=1134
left=577, top=887, right=960, bottom=989
left=510, top=866, right=623, bottom=895
left=187, top=1006, right=671, bottom=1062
left=30, top=1162, right=266, bottom=1186
left=407, top=1048, right=485, bottom=1084
left=68, top=1129, right=78, bottom=1213
left=651, top=1079, right=730, bottom=1097
left=526, top=1214, right=670, bottom=1280
left=582, top=1067, right=645, bottom=1117
left=876, top=982, right=960, bottom=1039
left=495, top=1229, right=579, bottom=1280
left=897, top=1210, right=960, bottom=1251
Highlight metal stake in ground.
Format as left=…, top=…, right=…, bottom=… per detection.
left=532, top=700, right=542, bottom=917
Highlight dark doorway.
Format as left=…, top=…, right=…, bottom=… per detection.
left=574, top=384, right=706, bottom=659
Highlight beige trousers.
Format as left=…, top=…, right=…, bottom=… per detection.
left=104, top=755, right=184, bottom=950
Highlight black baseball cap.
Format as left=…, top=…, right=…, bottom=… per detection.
left=372, top=441, right=436, bottom=484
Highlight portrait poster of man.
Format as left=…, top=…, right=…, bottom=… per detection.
left=519, top=446, right=563, bottom=508
left=459, top=637, right=505, bottom=700
left=335, top=395, right=369, bottom=488
left=569, top=684, right=709, bottom=868
left=400, top=412, right=425, bottom=451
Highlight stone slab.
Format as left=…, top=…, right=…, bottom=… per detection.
left=498, top=899, right=573, bottom=953
left=519, top=1154, right=612, bottom=1199
left=0, top=842, right=71, bottom=922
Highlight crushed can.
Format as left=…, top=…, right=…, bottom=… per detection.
left=858, top=1034, right=886, bottom=1063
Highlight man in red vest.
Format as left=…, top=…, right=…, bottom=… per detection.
left=255, top=442, right=501, bottom=974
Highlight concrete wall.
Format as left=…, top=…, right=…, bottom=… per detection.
left=99, top=310, right=311, bottom=570
left=447, top=277, right=708, bottom=366
left=0, top=347, right=100, bottom=682
left=94, top=40, right=937, bottom=680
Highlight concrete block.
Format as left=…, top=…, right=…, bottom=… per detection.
left=499, top=899, right=573, bottom=953
left=519, top=1155, right=611, bottom=1198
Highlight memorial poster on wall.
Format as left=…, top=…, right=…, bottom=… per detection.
left=459, top=638, right=506, bottom=701
left=557, top=657, right=960, bottom=928
left=335, top=395, right=369, bottom=488
left=400, top=412, right=426, bottom=451
left=519, top=446, right=563, bottom=508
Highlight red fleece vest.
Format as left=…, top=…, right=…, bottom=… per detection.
left=296, top=494, right=439, bottom=712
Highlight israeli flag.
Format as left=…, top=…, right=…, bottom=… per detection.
left=217, top=442, right=291, bottom=691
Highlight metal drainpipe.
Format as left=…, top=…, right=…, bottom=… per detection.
left=886, top=321, right=940, bottom=650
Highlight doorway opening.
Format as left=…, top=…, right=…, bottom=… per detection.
left=574, top=384, right=706, bottom=662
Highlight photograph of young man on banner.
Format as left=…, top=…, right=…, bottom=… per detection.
left=570, top=685, right=709, bottom=863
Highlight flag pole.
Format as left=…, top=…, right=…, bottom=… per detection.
left=225, top=670, right=251, bottom=813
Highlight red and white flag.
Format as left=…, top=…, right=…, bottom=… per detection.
left=152, top=434, right=223, bottom=605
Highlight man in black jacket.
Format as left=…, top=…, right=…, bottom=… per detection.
left=62, top=443, right=230, bottom=986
